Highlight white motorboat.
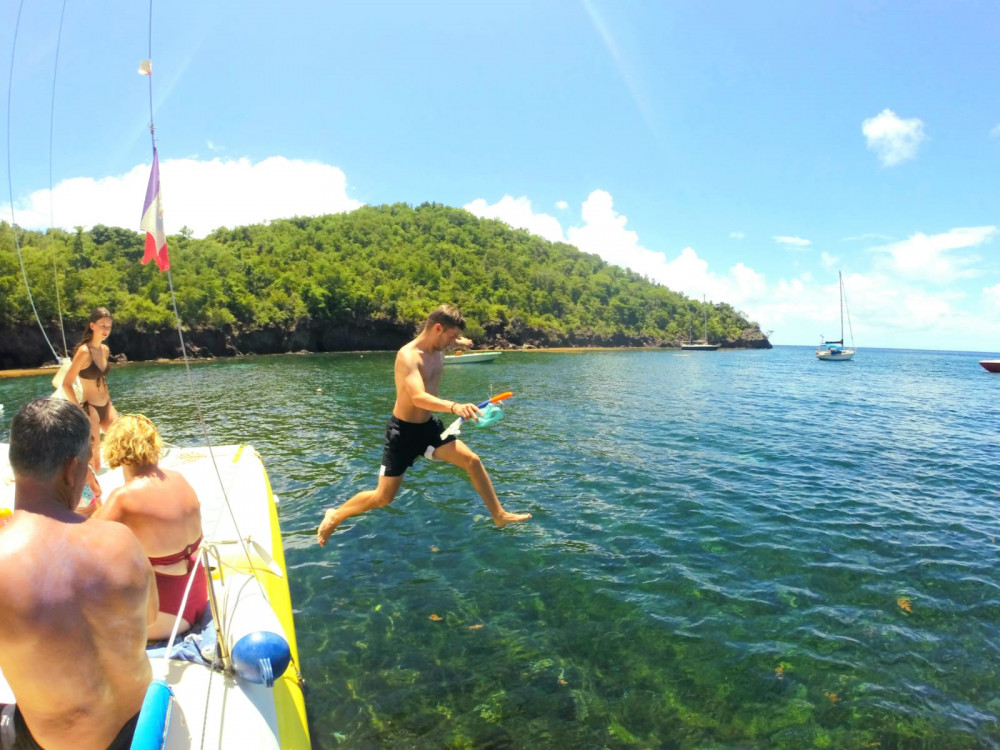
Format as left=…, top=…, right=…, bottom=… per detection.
left=444, top=351, right=501, bottom=364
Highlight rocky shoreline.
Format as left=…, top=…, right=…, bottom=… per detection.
left=0, top=321, right=772, bottom=371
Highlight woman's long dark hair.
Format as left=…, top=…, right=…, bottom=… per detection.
left=76, top=306, right=113, bottom=349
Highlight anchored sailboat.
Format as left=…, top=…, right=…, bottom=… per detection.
left=681, top=296, right=720, bottom=351
left=816, top=272, right=856, bottom=361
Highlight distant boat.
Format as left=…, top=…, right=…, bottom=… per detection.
left=816, top=272, right=856, bottom=362
left=681, top=296, right=719, bottom=351
left=979, top=360, right=1000, bottom=373
left=444, top=351, right=501, bottom=365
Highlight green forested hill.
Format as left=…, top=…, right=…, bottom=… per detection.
left=0, top=202, right=769, bottom=360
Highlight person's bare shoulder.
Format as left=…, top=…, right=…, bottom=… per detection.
left=71, top=344, right=91, bottom=366
left=78, top=518, right=149, bottom=583
left=396, top=343, right=422, bottom=370
left=164, top=469, right=200, bottom=502
left=0, top=517, right=32, bottom=565
left=80, top=516, right=140, bottom=549
left=93, top=485, right=126, bottom=519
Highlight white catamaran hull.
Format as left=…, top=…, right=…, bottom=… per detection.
left=0, top=443, right=310, bottom=748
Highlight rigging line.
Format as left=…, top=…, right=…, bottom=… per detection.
left=842, top=278, right=855, bottom=348
left=139, top=0, right=230, bottom=667
left=158, top=548, right=206, bottom=663
left=166, top=270, right=265, bottom=591
left=146, top=0, right=154, bottom=135
left=48, top=0, right=70, bottom=358
left=141, top=0, right=272, bottom=658
left=5, top=0, right=60, bottom=364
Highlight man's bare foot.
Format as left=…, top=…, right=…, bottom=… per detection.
left=317, top=509, right=342, bottom=547
left=494, top=511, right=531, bottom=528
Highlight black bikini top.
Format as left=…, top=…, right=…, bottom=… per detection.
left=78, top=344, right=110, bottom=388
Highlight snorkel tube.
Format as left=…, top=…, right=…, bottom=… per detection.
left=440, top=391, right=513, bottom=440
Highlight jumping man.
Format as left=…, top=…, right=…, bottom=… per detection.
left=317, top=305, right=531, bottom=546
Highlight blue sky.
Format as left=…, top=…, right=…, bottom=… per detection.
left=2, top=0, right=998, bottom=350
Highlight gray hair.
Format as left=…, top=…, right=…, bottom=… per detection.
left=9, top=398, right=91, bottom=481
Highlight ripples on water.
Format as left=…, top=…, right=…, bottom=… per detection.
left=3, top=347, right=1000, bottom=748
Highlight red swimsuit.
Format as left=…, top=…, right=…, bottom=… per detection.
left=150, top=536, right=208, bottom=629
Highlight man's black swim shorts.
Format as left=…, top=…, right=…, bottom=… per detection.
left=380, top=415, right=457, bottom=477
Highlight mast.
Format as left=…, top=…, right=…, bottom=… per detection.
left=839, top=271, right=844, bottom=343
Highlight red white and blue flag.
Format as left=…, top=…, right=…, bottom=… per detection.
left=140, top=147, right=170, bottom=271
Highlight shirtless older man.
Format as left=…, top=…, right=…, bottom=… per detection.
left=0, top=398, right=157, bottom=750
left=317, top=304, right=531, bottom=545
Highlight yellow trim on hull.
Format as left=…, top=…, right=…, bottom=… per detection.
left=249, top=448, right=311, bottom=748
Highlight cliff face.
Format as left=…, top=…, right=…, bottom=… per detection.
left=0, top=320, right=772, bottom=370
left=0, top=319, right=415, bottom=369
left=484, top=321, right=773, bottom=351
left=730, top=326, right=773, bottom=349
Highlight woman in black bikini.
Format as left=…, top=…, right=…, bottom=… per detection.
left=62, top=307, right=119, bottom=507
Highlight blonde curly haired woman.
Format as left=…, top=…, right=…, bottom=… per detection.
left=94, top=415, right=207, bottom=640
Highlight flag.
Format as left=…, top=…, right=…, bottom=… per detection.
left=140, top=148, right=170, bottom=271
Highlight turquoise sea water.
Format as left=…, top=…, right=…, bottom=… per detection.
left=3, top=346, right=1000, bottom=749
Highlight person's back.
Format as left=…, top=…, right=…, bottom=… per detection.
left=99, top=467, right=202, bottom=563
left=95, top=414, right=206, bottom=640
left=0, top=398, right=155, bottom=750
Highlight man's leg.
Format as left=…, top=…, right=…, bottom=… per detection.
left=432, top=440, right=531, bottom=527
left=317, top=473, right=404, bottom=546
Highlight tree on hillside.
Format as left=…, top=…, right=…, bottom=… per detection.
left=0, top=205, right=770, bottom=351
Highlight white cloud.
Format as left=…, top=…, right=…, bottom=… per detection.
left=559, top=190, right=767, bottom=306
left=464, top=189, right=764, bottom=308
left=870, top=226, right=996, bottom=284
left=729, top=231, right=745, bottom=240
left=459, top=189, right=1000, bottom=348
left=725, top=261, right=768, bottom=301
left=862, top=109, right=926, bottom=166
left=748, top=267, right=1000, bottom=350
left=659, top=246, right=710, bottom=291
left=991, top=123, right=1000, bottom=139
left=555, top=200, right=568, bottom=210
left=464, top=195, right=565, bottom=243
left=566, top=190, right=643, bottom=265
left=841, top=232, right=893, bottom=243
left=458, top=190, right=1000, bottom=348
left=2, top=156, right=362, bottom=238
left=206, top=140, right=224, bottom=152
left=463, top=189, right=763, bottom=321
left=846, top=273, right=953, bottom=333
left=774, top=235, right=812, bottom=248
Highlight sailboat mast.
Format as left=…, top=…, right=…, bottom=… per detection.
left=839, top=271, right=844, bottom=343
